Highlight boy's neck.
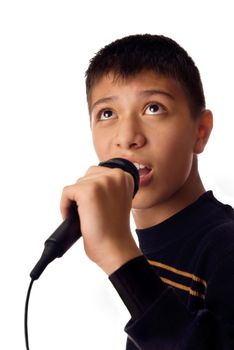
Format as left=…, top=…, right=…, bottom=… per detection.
left=132, top=161, right=205, bottom=229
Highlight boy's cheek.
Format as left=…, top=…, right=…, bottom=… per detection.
left=92, top=133, right=106, bottom=157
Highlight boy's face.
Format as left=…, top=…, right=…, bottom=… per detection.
left=89, top=70, right=207, bottom=212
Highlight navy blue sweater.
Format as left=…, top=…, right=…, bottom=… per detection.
left=109, top=191, right=234, bottom=349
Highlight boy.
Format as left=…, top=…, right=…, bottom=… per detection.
left=61, top=34, right=234, bottom=349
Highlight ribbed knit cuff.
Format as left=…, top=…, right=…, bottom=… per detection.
left=109, top=255, right=165, bottom=320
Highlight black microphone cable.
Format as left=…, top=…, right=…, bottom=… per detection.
left=24, top=158, right=139, bottom=349
left=24, top=279, right=34, bottom=350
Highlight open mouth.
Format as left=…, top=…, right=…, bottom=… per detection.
left=133, top=162, right=153, bottom=186
left=138, top=167, right=151, bottom=177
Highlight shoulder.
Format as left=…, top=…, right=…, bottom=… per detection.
left=200, top=191, right=234, bottom=247
left=193, top=192, right=234, bottom=278
left=210, top=221, right=234, bottom=256
left=198, top=220, right=234, bottom=281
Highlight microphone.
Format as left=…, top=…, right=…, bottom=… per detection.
left=30, top=158, right=139, bottom=280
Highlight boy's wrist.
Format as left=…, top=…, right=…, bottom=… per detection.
left=99, top=241, right=142, bottom=275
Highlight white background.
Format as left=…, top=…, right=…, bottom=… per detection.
left=0, top=0, right=234, bottom=349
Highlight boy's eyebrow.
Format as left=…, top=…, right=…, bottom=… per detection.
left=91, top=89, right=175, bottom=111
left=139, top=89, right=175, bottom=100
left=91, top=96, right=118, bottom=111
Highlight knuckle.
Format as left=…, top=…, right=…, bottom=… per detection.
left=85, top=165, right=98, bottom=175
left=112, top=167, right=125, bottom=180
left=82, top=180, right=101, bottom=198
left=61, top=185, right=70, bottom=195
left=63, top=185, right=70, bottom=192
left=112, top=168, right=130, bottom=186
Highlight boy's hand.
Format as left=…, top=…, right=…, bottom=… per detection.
left=60, top=165, right=142, bottom=275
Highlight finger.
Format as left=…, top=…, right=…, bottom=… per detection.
left=60, top=184, right=80, bottom=220
left=76, top=166, right=113, bottom=184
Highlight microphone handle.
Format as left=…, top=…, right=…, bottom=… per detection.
left=30, top=208, right=81, bottom=280
left=30, top=158, right=139, bottom=280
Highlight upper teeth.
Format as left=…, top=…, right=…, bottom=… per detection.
left=133, top=162, right=146, bottom=170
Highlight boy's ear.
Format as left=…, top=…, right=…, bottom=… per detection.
left=194, top=109, right=213, bottom=154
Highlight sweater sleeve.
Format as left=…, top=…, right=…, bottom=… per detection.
left=109, top=254, right=234, bottom=350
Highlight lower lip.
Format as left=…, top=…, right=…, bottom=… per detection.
left=139, top=169, right=153, bottom=187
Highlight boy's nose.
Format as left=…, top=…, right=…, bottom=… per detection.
left=114, top=118, right=146, bottom=150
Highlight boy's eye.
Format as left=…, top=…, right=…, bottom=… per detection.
left=99, top=109, right=114, bottom=120
left=145, top=103, right=165, bottom=115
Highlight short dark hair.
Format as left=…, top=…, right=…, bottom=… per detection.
left=85, top=34, right=206, bottom=118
